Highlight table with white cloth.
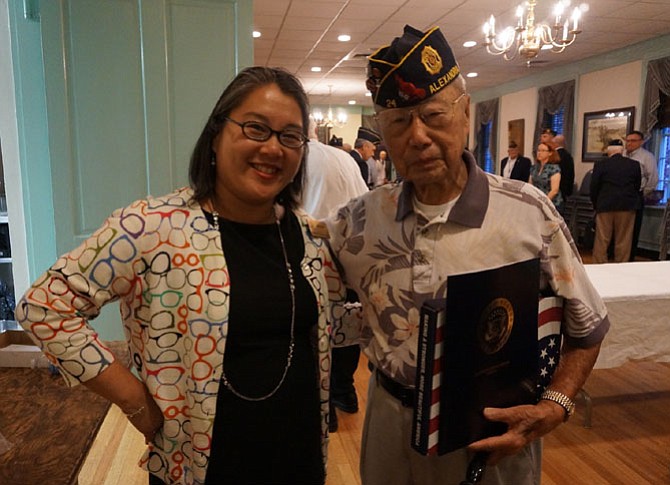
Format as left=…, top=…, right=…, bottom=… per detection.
left=584, top=261, right=670, bottom=370
left=577, top=261, right=670, bottom=427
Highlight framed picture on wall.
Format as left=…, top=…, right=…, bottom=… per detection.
left=581, top=107, right=635, bottom=162
left=508, top=119, right=525, bottom=155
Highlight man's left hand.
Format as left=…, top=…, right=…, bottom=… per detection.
left=466, top=400, right=566, bottom=465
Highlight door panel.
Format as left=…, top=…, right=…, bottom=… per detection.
left=40, top=0, right=250, bottom=254
left=38, top=0, right=251, bottom=340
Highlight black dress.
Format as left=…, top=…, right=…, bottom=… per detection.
left=203, top=210, right=324, bottom=485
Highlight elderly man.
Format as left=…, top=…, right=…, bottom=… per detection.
left=589, top=139, right=641, bottom=263
left=500, top=141, right=531, bottom=181
left=326, top=25, right=609, bottom=485
left=349, top=137, right=376, bottom=185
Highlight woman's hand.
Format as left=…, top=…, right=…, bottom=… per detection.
left=82, top=360, right=165, bottom=444
left=124, top=395, right=164, bottom=444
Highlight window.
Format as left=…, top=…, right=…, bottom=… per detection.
left=654, top=126, right=670, bottom=204
left=542, top=107, right=565, bottom=135
left=481, top=120, right=494, bottom=173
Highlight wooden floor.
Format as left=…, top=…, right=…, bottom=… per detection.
left=79, top=357, right=670, bottom=485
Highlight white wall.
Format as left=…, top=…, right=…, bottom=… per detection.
left=492, top=61, right=644, bottom=189
left=310, top=104, right=363, bottom=147
left=573, top=61, right=642, bottom=185
left=497, top=87, right=539, bottom=169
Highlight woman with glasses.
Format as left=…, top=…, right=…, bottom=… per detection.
left=530, top=141, right=564, bottom=213
left=17, top=67, right=356, bottom=485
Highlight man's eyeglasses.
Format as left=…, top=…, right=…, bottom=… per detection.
left=375, top=92, right=467, bottom=137
left=223, top=117, right=307, bottom=149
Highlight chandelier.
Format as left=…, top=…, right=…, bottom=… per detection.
left=483, top=0, right=583, bottom=61
left=312, top=86, right=347, bottom=128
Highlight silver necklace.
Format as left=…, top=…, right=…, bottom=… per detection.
left=212, top=208, right=296, bottom=401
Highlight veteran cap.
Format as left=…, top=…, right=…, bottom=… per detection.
left=608, top=138, right=623, bottom=146
left=541, top=128, right=557, bottom=136
left=357, top=126, right=381, bottom=144
left=367, top=25, right=460, bottom=108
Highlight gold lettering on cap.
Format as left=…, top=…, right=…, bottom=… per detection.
left=421, top=45, right=443, bottom=75
left=428, top=66, right=460, bottom=94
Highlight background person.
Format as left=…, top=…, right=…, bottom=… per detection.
left=378, top=147, right=397, bottom=184
left=624, top=130, right=659, bottom=260
left=589, top=139, right=641, bottom=263
left=349, top=137, right=375, bottom=186
left=500, top=141, right=531, bottom=181
left=530, top=141, right=563, bottom=213
left=16, top=66, right=353, bottom=485
left=539, top=127, right=556, bottom=145
left=303, top=120, right=369, bottom=432
left=553, top=134, right=575, bottom=201
left=328, top=25, right=608, bottom=485
left=357, top=126, right=383, bottom=188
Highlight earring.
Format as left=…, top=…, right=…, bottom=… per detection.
left=210, top=153, right=216, bottom=166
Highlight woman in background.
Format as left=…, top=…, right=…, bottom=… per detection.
left=530, top=141, right=563, bottom=213
left=16, top=67, right=352, bottom=485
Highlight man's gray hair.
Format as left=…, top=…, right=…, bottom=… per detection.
left=607, top=144, right=624, bottom=156
left=354, top=138, right=373, bottom=149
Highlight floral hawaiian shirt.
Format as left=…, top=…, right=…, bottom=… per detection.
left=327, top=151, right=609, bottom=387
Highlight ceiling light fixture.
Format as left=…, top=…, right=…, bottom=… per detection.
left=311, top=66, right=322, bottom=72
left=312, top=85, right=348, bottom=128
left=483, top=0, right=583, bottom=61
left=337, top=34, right=351, bottom=42
left=463, top=41, right=477, bottom=48
left=252, top=31, right=261, bottom=38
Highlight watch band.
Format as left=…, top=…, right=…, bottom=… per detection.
left=541, top=389, right=576, bottom=421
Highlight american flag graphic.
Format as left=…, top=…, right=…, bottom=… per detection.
left=537, top=296, right=564, bottom=395
left=412, top=299, right=446, bottom=455
left=413, top=295, right=564, bottom=455
left=426, top=316, right=444, bottom=454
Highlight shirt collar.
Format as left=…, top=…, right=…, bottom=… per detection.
left=395, top=150, right=489, bottom=228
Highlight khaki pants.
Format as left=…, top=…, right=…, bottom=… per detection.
left=592, top=211, right=636, bottom=263
left=360, top=372, right=542, bottom=485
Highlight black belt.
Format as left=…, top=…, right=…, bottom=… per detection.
left=376, top=369, right=415, bottom=408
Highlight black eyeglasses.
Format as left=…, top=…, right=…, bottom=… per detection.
left=375, top=92, right=466, bottom=137
left=223, top=117, right=307, bottom=149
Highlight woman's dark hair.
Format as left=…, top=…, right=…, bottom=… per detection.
left=189, top=66, right=310, bottom=210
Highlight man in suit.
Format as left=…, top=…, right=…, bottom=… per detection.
left=590, top=139, right=642, bottom=263
left=354, top=126, right=382, bottom=188
left=553, top=134, right=575, bottom=201
left=349, top=136, right=375, bottom=185
left=500, top=141, right=531, bottom=181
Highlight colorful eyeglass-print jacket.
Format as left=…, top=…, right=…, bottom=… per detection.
left=16, top=187, right=361, bottom=484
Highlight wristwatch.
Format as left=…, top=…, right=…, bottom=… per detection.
left=540, top=389, right=576, bottom=421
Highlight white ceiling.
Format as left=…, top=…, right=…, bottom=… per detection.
left=253, top=0, right=670, bottom=106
